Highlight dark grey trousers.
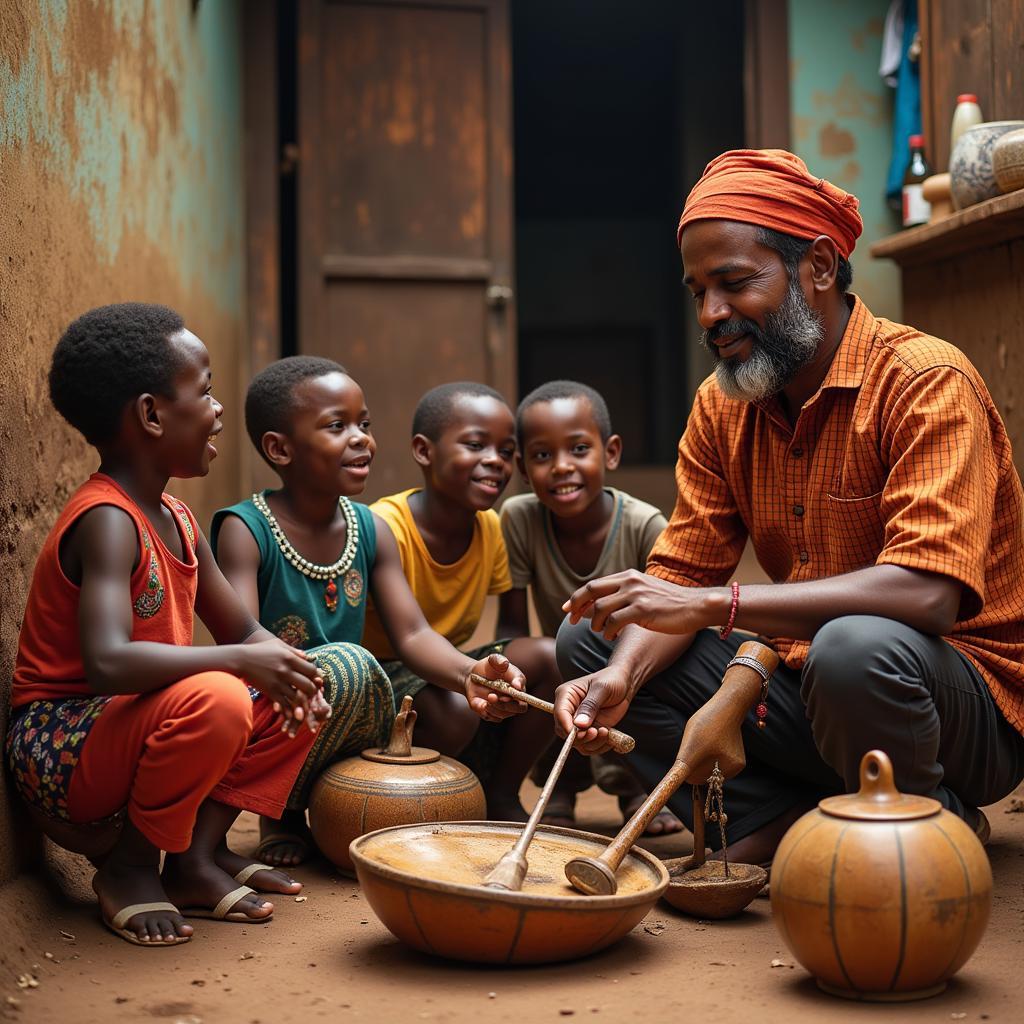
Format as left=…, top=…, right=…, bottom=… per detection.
left=556, top=615, right=1024, bottom=846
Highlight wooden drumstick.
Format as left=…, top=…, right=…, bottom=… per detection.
left=564, top=640, right=779, bottom=896
left=469, top=673, right=635, bottom=754
left=483, top=726, right=578, bottom=891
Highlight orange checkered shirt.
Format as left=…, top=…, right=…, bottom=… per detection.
left=648, top=295, right=1024, bottom=734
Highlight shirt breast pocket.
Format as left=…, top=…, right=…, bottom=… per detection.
left=824, top=491, right=885, bottom=571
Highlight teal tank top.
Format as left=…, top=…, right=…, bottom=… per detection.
left=211, top=494, right=377, bottom=650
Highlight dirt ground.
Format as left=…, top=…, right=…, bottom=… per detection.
left=2, top=782, right=1022, bottom=1024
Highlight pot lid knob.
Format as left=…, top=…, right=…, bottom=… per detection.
left=362, top=695, right=441, bottom=765
left=818, top=749, right=941, bottom=821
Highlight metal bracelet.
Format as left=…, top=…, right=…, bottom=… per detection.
left=724, top=654, right=771, bottom=684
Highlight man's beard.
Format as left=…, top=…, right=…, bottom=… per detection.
left=700, top=276, right=824, bottom=403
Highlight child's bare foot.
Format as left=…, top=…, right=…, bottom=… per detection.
left=620, top=793, right=684, bottom=837
left=92, top=856, right=192, bottom=945
left=162, top=853, right=274, bottom=922
left=254, top=809, right=313, bottom=867
left=214, top=841, right=302, bottom=895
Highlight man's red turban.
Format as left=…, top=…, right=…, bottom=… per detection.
left=677, top=149, right=863, bottom=260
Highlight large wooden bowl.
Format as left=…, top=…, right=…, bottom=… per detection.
left=351, top=821, right=669, bottom=964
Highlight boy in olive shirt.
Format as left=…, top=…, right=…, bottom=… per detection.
left=498, top=381, right=681, bottom=833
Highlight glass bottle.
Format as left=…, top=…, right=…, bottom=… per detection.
left=902, top=135, right=932, bottom=228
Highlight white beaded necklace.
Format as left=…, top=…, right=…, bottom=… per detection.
left=252, top=492, right=359, bottom=612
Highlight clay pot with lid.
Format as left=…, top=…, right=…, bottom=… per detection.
left=308, top=695, right=486, bottom=872
left=770, top=750, right=991, bottom=1001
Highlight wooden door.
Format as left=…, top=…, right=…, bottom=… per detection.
left=297, top=0, right=515, bottom=500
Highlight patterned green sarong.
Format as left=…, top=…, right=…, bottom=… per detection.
left=286, top=641, right=396, bottom=810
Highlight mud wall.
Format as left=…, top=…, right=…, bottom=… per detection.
left=788, top=0, right=902, bottom=319
left=0, top=0, right=246, bottom=883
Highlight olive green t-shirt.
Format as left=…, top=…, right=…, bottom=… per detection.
left=499, top=488, right=667, bottom=637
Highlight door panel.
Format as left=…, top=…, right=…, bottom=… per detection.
left=325, top=281, right=489, bottom=494
left=298, top=0, right=515, bottom=501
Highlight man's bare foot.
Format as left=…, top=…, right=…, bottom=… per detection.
left=255, top=809, right=313, bottom=867
left=92, top=858, right=192, bottom=945
left=214, top=841, right=302, bottom=895
left=162, top=853, right=274, bottom=921
left=709, top=801, right=813, bottom=866
left=620, top=793, right=684, bottom=837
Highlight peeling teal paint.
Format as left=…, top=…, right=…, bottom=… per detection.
left=0, top=0, right=243, bottom=314
left=788, top=0, right=901, bottom=318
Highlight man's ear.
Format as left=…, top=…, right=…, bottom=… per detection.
left=808, top=235, right=840, bottom=293
left=135, top=394, right=163, bottom=439
left=604, top=434, right=623, bottom=471
left=261, top=431, right=293, bottom=467
left=411, top=433, right=433, bottom=468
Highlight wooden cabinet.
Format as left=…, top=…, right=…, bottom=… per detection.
left=919, top=0, right=1024, bottom=172
left=871, top=2, right=1024, bottom=471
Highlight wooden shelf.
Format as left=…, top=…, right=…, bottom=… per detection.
left=870, top=188, right=1024, bottom=267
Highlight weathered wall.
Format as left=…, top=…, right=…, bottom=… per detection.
left=0, top=0, right=246, bottom=883
left=788, top=0, right=902, bottom=319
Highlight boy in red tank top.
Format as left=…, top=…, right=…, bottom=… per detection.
left=7, top=304, right=339, bottom=946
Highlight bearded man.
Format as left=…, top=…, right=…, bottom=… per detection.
left=554, top=149, right=1024, bottom=865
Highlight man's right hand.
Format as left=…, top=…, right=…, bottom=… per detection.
left=553, top=667, right=634, bottom=755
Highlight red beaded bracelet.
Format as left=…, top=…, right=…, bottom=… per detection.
left=719, top=580, right=740, bottom=639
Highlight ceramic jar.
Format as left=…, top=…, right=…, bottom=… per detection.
left=949, top=120, right=1024, bottom=208
left=770, top=750, right=991, bottom=1001
left=308, top=695, right=486, bottom=872
left=993, top=128, right=1024, bottom=194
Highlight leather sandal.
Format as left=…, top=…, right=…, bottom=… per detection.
left=179, top=885, right=273, bottom=923
left=253, top=831, right=312, bottom=865
left=103, top=901, right=191, bottom=946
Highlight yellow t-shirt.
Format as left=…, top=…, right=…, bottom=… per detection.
left=361, top=489, right=512, bottom=660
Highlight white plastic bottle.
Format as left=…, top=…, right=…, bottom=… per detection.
left=950, top=93, right=983, bottom=162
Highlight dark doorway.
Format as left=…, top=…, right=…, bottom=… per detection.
left=512, top=0, right=745, bottom=470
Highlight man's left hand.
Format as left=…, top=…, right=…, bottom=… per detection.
left=563, top=569, right=722, bottom=641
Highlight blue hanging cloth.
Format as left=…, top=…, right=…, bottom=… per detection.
left=885, top=0, right=921, bottom=203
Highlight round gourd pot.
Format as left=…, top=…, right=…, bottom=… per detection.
left=770, top=750, right=991, bottom=1001
left=949, top=120, right=1024, bottom=209
left=993, top=128, right=1024, bottom=194
left=308, top=695, right=486, bottom=873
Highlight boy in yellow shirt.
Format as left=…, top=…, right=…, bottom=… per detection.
left=361, top=383, right=560, bottom=820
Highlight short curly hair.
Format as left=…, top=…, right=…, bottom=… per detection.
left=411, top=382, right=508, bottom=441
left=49, top=303, right=187, bottom=445
left=245, top=355, right=348, bottom=461
left=516, top=380, right=612, bottom=445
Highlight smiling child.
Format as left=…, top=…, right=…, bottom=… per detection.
left=213, top=362, right=530, bottom=865
left=360, top=382, right=561, bottom=821
left=498, top=380, right=681, bottom=834
left=7, top=304, right=338, bottom=947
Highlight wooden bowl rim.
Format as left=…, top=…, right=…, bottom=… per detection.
left=350, top=819, right=670, bottom=910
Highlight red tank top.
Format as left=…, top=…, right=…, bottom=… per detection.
left=12, top=474, right=200, bottom=707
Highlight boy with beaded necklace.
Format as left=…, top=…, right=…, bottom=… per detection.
left=213, top=359, right=531, bottom=866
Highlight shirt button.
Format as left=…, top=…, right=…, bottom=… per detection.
left=798, top=550, right=809, bottom=563
left=792, top=447, right=804, bottom=458
left=793, top=504, right=804, bottom=517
